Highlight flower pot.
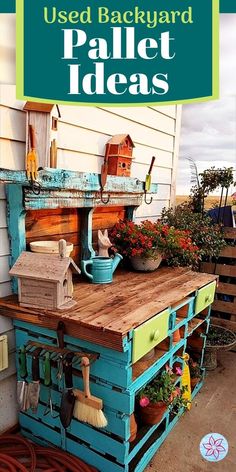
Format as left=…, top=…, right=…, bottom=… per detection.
left=129, top=414, right=138, bottom=442
left=173, top=328, right=181, bottom=343
left=140, top=401, right=167, bottom=425
left=130, top=253, right=162, bottom=272
left=190, top=377, right=200, bottom=389
left=204, top=325, right=236, bottom=370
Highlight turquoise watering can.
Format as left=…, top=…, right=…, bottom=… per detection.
left=81, top=254, right=123, bottom=284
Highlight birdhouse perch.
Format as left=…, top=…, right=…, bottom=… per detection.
left=106, top=134, right=135, bottom=177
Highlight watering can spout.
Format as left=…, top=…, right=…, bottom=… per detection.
left=112, top=253, right=123, bottom=274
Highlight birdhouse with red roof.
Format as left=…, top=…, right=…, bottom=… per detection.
left=106, top=134, right=135, bottom=177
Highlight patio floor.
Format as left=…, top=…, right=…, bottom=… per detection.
left=145, top=350, right=236, bottom=472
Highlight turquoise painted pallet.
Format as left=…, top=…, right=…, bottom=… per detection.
left=14, top=292, right=211, bottom=472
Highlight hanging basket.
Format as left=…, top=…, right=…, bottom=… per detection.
left=130, top=253, right=162, bottom=272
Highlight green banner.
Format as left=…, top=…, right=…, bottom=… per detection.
left=220, top=0, right=236, bottom=12
left=17, top=0, right=219, bottom=106
left=0, top=0, right=15, bottom=13
left=0, top=0, right=235, bottom=14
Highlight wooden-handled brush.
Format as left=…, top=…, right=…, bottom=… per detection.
left=73, top=356, right=107, bottom=428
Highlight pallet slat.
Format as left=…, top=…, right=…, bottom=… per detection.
left=212, top=300, right=236, bottom=316
left=216, top=282, right=236, bottom=296
left=223, top=227, right=236, bottom=239
left=201, top=262, right=236, bottom=277
left=220, top=246, right=236, bottom=257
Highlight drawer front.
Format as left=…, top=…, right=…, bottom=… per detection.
left=132, top=309, right=169, bottom=363
left=195, top=281, right=216, bottom=315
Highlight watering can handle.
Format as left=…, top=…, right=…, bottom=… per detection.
left=81, top=260, right=93, bottom=280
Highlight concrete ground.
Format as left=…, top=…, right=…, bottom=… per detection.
left=145, top=351, right=236, bottom=472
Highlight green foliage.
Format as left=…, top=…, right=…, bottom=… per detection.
left=161, top=203, right=226, bottom=261
left=138, top=366, right=189, bottom=414
left=189, top=358, right=201, bottom=378
left=138, top=369, right=176, bottom=405
left=189, top=167, right=235, bottom=214
left=110, top=219, right=200, bottom=268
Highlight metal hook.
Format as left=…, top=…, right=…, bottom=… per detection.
left=144, top=192, right=153, bottom=205
left=100, top=189, right=110, bottom=205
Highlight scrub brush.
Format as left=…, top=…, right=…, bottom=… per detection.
left=73, top=356, right=108, bottom=428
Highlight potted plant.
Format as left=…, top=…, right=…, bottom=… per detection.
left=169, top=386, right=189, bottom=416
left=161, top=203, right=226, bottom=264
left=204, top=324, right=236, bottom=370
left=110, top=220, right=199, bottom=272
left=189, top=358, right=201, bottom=389
left=138, top=365, right=182, bottom=425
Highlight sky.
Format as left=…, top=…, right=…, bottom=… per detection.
left=177, top=15, right=236, bottom=195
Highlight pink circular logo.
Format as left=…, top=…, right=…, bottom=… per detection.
left=200, top=433, right=228, bottom=462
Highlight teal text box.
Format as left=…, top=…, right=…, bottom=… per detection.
left=16, top=0, right=219, bottom=106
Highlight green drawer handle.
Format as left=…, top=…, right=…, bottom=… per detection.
left=150, top=329, right=160, bottom=342
left=205, top=295, right=211, bottom=303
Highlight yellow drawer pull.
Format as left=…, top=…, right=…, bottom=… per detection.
left=150, top=329, right=160, bottom=342
left=205, top=295, right=211, bottom=303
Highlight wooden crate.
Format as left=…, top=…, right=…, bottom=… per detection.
left=201, top=227, right=236, bottom=332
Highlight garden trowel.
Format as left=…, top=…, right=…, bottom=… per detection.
left=59, top=352, right=75, bottom=428
left=28, top=347, right=42, bottom=413
left=145, top=156, right=156, bottom=192
left=17, top=345, right=30, bottom=411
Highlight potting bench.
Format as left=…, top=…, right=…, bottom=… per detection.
left=0, top=268, right=217, bottom=472
left=0, top=167, right=217, bottom=470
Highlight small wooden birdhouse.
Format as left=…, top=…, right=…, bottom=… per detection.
left=23, top=102, right=59, bottom=169
left=9, top=249, right=81, bottom=311
left=106, top=134, right=135, bottom=177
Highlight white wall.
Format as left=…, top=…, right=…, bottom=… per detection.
left=0, top=84, right=182, bottom=431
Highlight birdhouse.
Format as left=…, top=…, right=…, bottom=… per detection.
left=23, top=102, right=59, bottom=169
left=9, top=249, right=81, bottom=311
left=106, top=134, right=135, bottom=177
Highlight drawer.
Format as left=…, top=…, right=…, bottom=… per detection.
left=195, top=281, right=216, bottom=315
left=132, top=309, right=169, bottom=363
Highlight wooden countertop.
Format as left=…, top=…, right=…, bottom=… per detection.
left=0, top=267, right=217, bottom=351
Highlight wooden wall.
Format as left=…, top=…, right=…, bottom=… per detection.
left=25, top=206, right=126, bottom=262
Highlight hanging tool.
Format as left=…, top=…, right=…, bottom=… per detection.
left=73, top=356, right=107, bottom=428
left=17, top=345, right=30, bottom=412
left=43, top=352, right=58, bottom=418
left=26, top=124, right=39, bottom=182
left=144, top=156, right=156, bottom=205
left=50, top=138, right=57, bottom=168
left=100, top=143, right=111, bottom=204
left=56, top=321, right=65, bottom=380
left=59, top=352, right=75, bottom=428
left=28, top=347, right=42, bottom=413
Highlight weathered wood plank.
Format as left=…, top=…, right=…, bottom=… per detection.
left=0, top=268, right=217, bottom=351
left=24, top=193, right=144, bottom=210
left=220, top=246, right=236, bottom=257
left=26, top=208, right=80, bottom=238
left=201, top=262, right=236, bottom=277
left=216, top=282, right=236, bottom=297
left=212, top=300, right=236, bottom=316
left=223, top=227, right=236, bottom=239
left=0, top=168, right=158, bottom=193
left=210, top=316, right=236, bottom=332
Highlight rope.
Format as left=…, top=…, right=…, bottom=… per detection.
left=0, top=434, right=98, bottom=472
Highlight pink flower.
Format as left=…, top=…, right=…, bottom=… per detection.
left=203, top=435, right=226, bottom=460
left=175, top=367, right=182, bottom=376
left=139, top=397, right=150, bottom=407
left=165, top=364, right=173, bottom=374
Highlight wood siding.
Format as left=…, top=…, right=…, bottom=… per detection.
left=0, top=84, right=181, bottom=294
